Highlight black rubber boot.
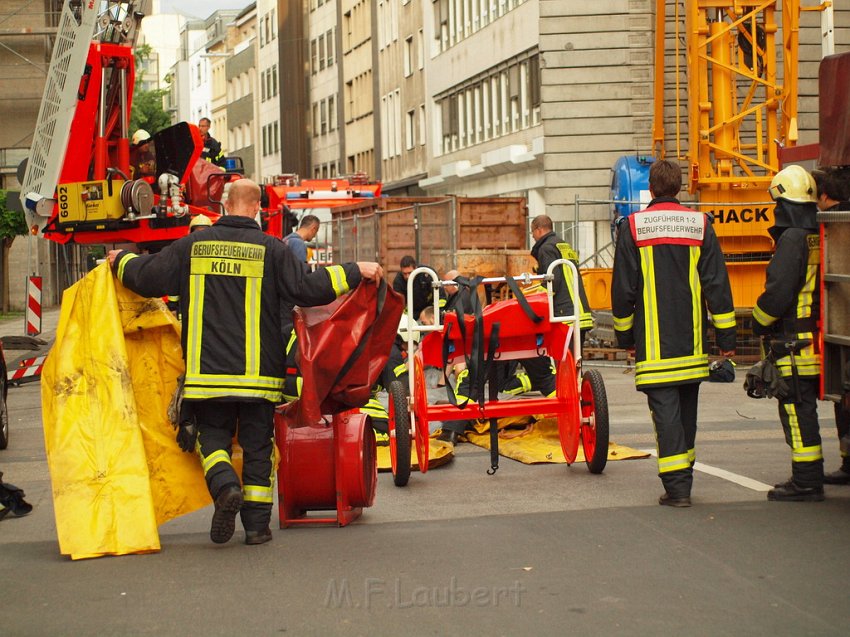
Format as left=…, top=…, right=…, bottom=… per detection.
left=767, top=480, right=825, bottom=502
left=210, top=484, right=243, bottom=544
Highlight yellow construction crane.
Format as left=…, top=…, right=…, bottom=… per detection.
left=651, top=0, right=830, bottom=307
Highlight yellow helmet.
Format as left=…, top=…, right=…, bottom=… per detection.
left=768, top=165, right=817, bottom=203
left=131, top=129, right=151, bottom=146
left=189, top=215, right=213, bottom=231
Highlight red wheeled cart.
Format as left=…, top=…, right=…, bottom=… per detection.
left=387, top=260, right=609, bottom=486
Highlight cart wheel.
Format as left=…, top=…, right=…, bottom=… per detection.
left=580, top=369, right=609, bottom=474
left=555, top=351, right=581, bottom=464
left=412, top=354, right=430, bottom=473
left=388, top=380, right=411, bottom=487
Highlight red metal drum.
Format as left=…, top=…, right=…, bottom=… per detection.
left=275, top=408, right=376, bottom=527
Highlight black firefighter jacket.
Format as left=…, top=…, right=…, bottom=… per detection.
left=113, top=215, right=361, bottom=403
left=752, top=198, right=823, bottom=378
left=531, top=231, right=593, bottom=329
left=612, top=198, right=736, bottom=389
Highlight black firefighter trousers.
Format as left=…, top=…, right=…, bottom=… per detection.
left=644, top=383, right=700, bottom=498
left=777, top=376, right=824, bottom=488
left=194, top=400, right=276, bottom=532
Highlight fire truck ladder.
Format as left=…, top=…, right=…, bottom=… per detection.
left=19, top=0, right=149, bottom=233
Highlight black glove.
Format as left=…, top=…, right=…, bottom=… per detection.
left=176, top=418, right=198, bottom=453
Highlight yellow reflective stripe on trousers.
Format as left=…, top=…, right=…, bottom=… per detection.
left=361, top=397, right=388, bottom=418
left=752, top=303, right=777, bottom=328
left=243, top=485, right=274, bottom=504
left=245, top=276, right=261, bottom=376
left=116, top=252, right=139, bottom=282
left=614, top=314, right=634, bottom=331
left=454, top=368, right=470, bottom=402
left=201, top=449, right=232, bottom=475
left=783, top=402, right=802, bottom=449
left=640, top=246, right=660, bottom=360
left=326, top=265, right=350, bottom=296
left=187, top=273, right=205, bottom=375
left=504, top=372, right=532, bottom=396
left=689, top=246, right=702, bottom=353
left=688, top=447, right=696, bottom=465
left=658, top=452, right=691, bottom=473
left=185, top=374, right=284, bottom=389
left=712, top=310, right=736, bottom=330
left=792, top=443, right=823, bottom=463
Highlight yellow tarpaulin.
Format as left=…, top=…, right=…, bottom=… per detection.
left=41, top=264, right=211, bottom=560
left=376, top=438, right=454, bottom=472
left=464, top=416, right=650, bottom=465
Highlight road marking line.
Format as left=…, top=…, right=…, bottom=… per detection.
left=638, top=449, right=772, bottom=492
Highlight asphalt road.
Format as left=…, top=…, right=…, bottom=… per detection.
left=1, top=310, right=849, bottom=636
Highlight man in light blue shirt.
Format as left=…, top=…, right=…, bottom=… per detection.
left=284, top=214, right=320, bottom=264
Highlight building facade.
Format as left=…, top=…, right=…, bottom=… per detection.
left=257, top=0, right=282, bottom=180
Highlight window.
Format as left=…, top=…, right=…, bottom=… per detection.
left=327, top=29, right=335, bottom=67
left=311, top=39, right=318, bottom=75
left=319, top=34, right=326, bottom=71
left=345, top=81, right=354, bottom=122
left=406, top=109, right=415, bottom=150
left=320, top=99, right=328, bottom=135
left=329, top=94, right=336, bottom=131
left=417, top=29, right=424, bottom=69
left=273, top=120, right=279, bottom=153
left=404, top=36, right=413, bottom=77
left=419, top=104, right=426, bottom=146
left=380, top=95, right=389, bottom=159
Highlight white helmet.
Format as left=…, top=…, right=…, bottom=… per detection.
left=397, top=314, right=420, bottom=343
left=768, top=165, right=817, bottom=203
left=132, top=129, right=151, bottom=146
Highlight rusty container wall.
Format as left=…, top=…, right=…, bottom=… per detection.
left=380, top=197, right=450, bottom=278
left=819, top=52, right=850, bottom=167
left=456, top=197, right=527, bottom=251
left=334, top=195, right=529, bottom=282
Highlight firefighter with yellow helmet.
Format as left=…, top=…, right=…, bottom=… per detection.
left=753, top=164, right=825, bottom=501
left=189, top=214, right=213, bottom=232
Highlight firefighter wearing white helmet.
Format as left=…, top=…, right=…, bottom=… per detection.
left=131, top=129, right=151, bottom=146
left=130, top=129, right=155, bottom=177
left=753, top=164, right=825, bottom=501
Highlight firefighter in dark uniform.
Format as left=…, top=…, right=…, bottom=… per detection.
left=500, top=214, right=594, bottom=401
left=392, top=255, right=434, bottom=320
left=198, top=117, right=225, bottom=167
left=753, top=165, right=825, bottom=501
left=613, top=159, right=736, bottom=507
left=108, top=179, right=383, bottom=544
left=813, top=165, right=850, bottom=485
